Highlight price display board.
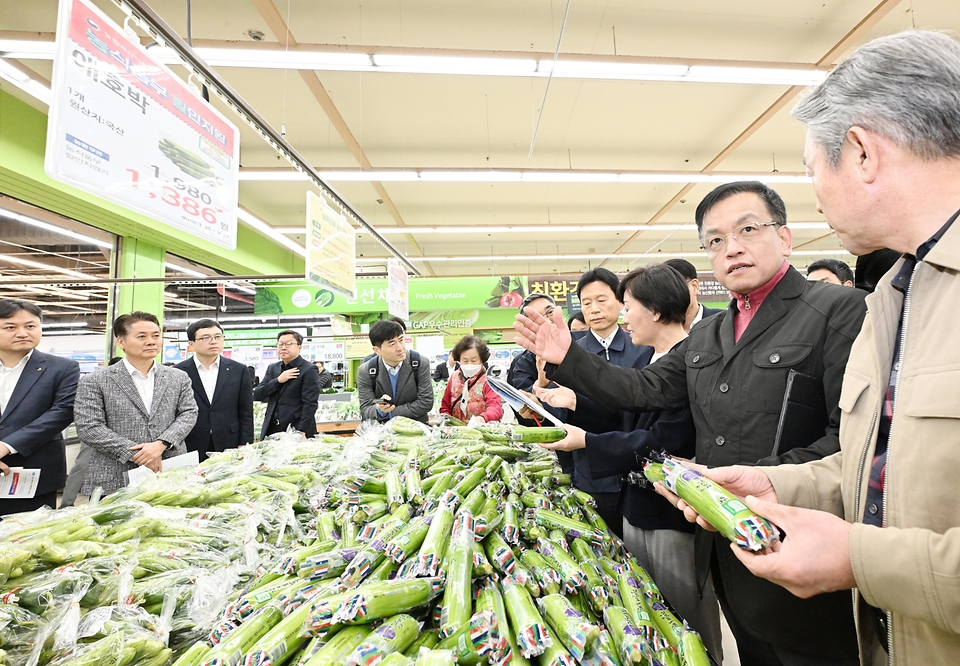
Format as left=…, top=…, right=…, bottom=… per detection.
left=306, top=191, right=356, bottom=299
left=387, top=258, right=409, bottom=320
left=45, top=0, right=239, bottom=249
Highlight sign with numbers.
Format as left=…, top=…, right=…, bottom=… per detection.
left=306, top=191, right=356, bottom=299
left=45, top=0, right=239, bottom=249
left=387, top=258, right=409, bottom=320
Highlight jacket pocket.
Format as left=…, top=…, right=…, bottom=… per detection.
left=684, top=349, right=722, bottom=406
left=838, top=374, right=871, bottom=414
left=901, top=370, right=960, bottom=418
left=747, top=343, right=815, bottom=413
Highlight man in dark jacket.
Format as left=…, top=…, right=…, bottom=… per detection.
left=254, top=330, right=321, bottom=439
left=516, top=181, right=866, bottom=665
left=357, top=320, right=434, bottom=423
left=175, top=319, right=254, bottom=461
left=663, top=258, right=727, bottom=330
left=0, top=299, right=79, bottom=514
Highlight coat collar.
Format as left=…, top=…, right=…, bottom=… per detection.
left=721, top=265, right=805, bottom=362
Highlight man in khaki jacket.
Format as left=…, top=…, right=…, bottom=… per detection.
left=661, top=31, right=960, bottom=665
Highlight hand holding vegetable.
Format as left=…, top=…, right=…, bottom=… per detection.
left=730, top=495, right=857, bottom=598
left=653, top=462, right=779, bottom=532
left=538, top=424, right=586, bottom=452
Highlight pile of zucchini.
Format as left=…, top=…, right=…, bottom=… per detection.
left=0, top=421, right=714, bottom=666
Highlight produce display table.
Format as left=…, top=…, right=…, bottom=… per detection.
left=315, top=419, right=361, bottom=436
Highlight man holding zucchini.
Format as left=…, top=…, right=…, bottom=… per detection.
left=515, top=181, right=867, bottom=665
left=663, top=31, right=960, bottom=666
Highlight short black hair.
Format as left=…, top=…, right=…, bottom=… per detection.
left=662, top=258, right=698, bottom=282
left=567, top=311, right=585, bottom=329
left=807, top=258, right=855, bottom=285
left=387, top=316, right=407, bottom=332
left=617, top=264, right=689, bottom=326
left=186, top=318, right=223, bottom=341
left=277, top=329, right=303, bottom=345
left=694, top=181, right=787, bottom=233
left=315, top=360, right=325, bottom=368
left=518, top=292, right=555, bottom=314
left=577, top=268, right=620, bottom=300
left=113, top=311, right=160, bottom=338
left=0, top=299, right=42, bottom=320
left=108, top=356, right=124, bottom=366
left=369, top=320, right=404, bottom=347
left=452, top=335, right=490, bottom=363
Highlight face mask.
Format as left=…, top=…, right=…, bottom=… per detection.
left=460, top=364, right=482, bottom=378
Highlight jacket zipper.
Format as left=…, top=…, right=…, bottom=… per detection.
left=743, top=294, right=751, bottom=310
left=880, top=264, right=916, bottom=664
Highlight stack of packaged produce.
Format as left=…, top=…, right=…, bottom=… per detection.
left=0, top=418, right=717, bottom=666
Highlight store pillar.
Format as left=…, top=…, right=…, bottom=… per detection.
left=106, top=236, right=165, bottom=358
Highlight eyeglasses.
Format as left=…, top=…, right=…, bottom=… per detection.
left=701, top=221, right=781, bottom=254
left=195, top=334, right=224, bottom=343
left=277, top=341, right=300, bottom=348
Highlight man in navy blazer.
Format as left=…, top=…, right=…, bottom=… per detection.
left=175, top=319, right=254, bottom=461
left=0, top=299, right=79, bottom=515
left=254, top=330, right=321, bottom=439
left=663, top=258, right=727, bottom=330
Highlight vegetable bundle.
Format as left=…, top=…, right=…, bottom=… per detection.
left=0, top=423, right=717, bottom=666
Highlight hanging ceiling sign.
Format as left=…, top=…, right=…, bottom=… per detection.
left=387, top=258, right=409, bottom=320
left=306, top=191, right=357, bottom=300
left=45, top=0, right=239, bottom=249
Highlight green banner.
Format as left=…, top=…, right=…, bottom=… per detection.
left=255, top=276, right=528, bottom=316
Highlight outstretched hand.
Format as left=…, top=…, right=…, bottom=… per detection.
left=533, top=384, right=577, bottom=410
left=513, top=307, right=572, bottom=366
left=539, top=424, right=586, bottom=452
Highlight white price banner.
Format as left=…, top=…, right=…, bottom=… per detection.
left=45, top=0, right=239, bottom=249
left=387, top=257, right=409, bottom=320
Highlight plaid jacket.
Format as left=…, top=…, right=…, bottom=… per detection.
left=75, top=361, right=198, bottom=496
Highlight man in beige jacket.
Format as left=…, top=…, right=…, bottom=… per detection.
left=658, top=30, right=960, bottom=665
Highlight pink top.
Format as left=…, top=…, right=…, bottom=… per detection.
left=440, top=370, right=504, bottom=423
left=731, top=260, right=790, bottom=343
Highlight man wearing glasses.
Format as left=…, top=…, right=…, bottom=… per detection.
left=516, top=181, right=867, bottom=665
left=175, top=319, right=254, bottom=461
left=254, top=329, right=320, bottom=439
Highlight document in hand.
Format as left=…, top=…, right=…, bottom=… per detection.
left=485, top=376, right=565, bottom=427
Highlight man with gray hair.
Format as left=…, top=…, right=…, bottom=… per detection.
left=672, top=30, right=960, bottom=664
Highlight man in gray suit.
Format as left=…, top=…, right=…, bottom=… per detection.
left=74, top=311, right=197, bottom=496
left=357, top=319, right=433, bottom=423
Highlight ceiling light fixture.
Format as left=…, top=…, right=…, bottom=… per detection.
left=355, top=248, right=851, bottom=263
left=0, top=58, right=52, bottom=104
left=0, top=253, right=93, bottom=280
left=1, top=39, right=828, bottom=86
left=0, top=208, right=112, bottom=248
left=164, top=262, right=208, bottom=278
left=237, top=169, right=812, bottom=185
left=274, top=221, right=832, bottom=235
left=236, top=208, right=308, bottom=258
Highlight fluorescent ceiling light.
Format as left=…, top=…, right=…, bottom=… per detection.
left=1, top=40, right=827, bottom=86
left=0, top=209, right=113, bottom=248
left=0, top=253, right=92, bottom=280
left=0, top=58, right=51, bottom=105
left=238, top=169, right=812, bottom=185
left=356, top=248, right=849, bottom=263
left=164, top=262, right=208, bottom=278
left=237, top=208, right=308, bottom=257
left=44, top=322, right=89, bottom=328
left=348, top=222, right=832, bottom=235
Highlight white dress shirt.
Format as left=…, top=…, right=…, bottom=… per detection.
left=385, top=360, right=402, bottom=377
left=691, top=303, right=705, bottom=327
left=0, top=349, right=33, bottom=454
left=194, top=355, right=220, bottom=403
left=591, top=329, right=618, bottom=360
left=123, top=357, right=157, bottom=413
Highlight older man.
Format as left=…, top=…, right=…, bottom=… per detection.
left=681, top=30, right=960, bottom=665
left=75, top=312, right=197, bottom=496
left=515, top=180, right=867, bottom=664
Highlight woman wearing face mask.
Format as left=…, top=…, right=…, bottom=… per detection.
left=440, top=335, right=503, bottom=426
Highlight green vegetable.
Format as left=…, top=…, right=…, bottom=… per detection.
left=603, top=605, right=652, bottom=664
left=303, top=626, right=371, bottom=666
left=439, top=511, right=474, bottom=637
left=540, top=593, right=600, bottom=661
left=502, top=577, right=551, bottom=658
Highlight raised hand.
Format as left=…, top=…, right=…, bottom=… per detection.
left=513, top=307, right=572, bottom=365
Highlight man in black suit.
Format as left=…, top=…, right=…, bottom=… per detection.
left=254, top=330, right=321, bottom=439
left=175, top=319, right=254, bottom=461
left=0, top=299, right=79, bottom=514
left=663, top=258, right=726, bottom=330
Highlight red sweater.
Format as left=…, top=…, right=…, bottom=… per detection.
left=440, top=370, right=504, bottom=423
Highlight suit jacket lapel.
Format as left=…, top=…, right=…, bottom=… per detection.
left=184, top=361, right=209, bottom=407
left=150, top=367, right=172, bottom=417
left=0, top=352, right=45, bottom=422
left=212, top=360, right=230, bottom=404
left=111, top=363, right=150, bottom=418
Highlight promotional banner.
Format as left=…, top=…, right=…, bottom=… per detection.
left=256, top=275, right=528, bottom=315
left=45, top=0, right=239, bottom=249
left=306, top=191, right=356, bottom=299
left=387, top=258, right=409, bottom=320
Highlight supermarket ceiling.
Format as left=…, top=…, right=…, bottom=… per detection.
left=3, top=0, right=960, bottom=278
